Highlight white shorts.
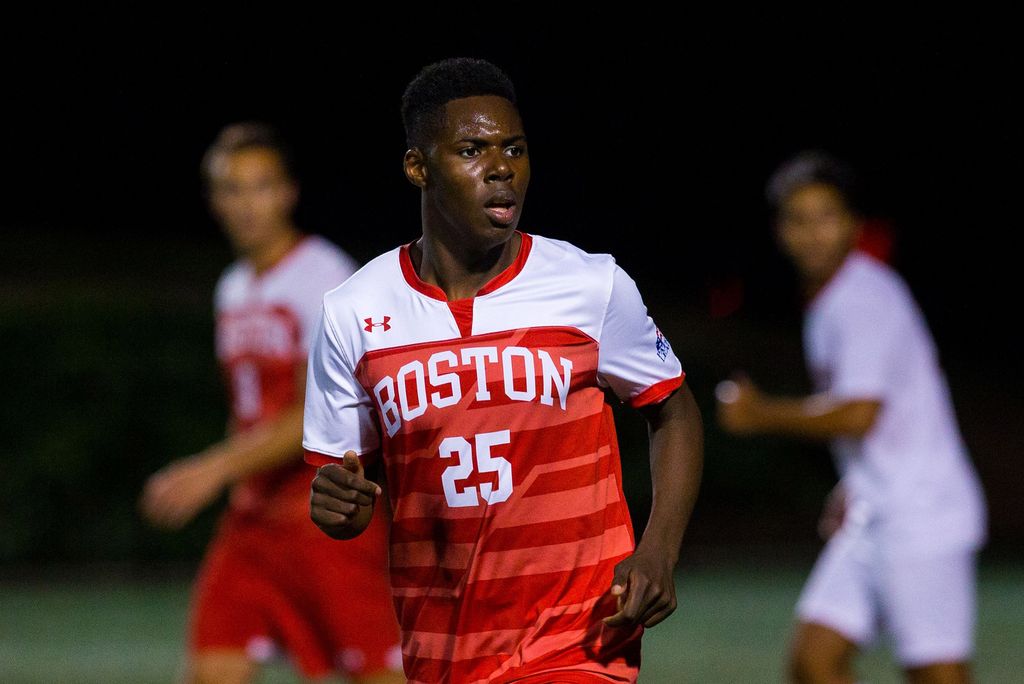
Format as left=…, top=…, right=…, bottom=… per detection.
left=795, top=526, right=977, bottom=667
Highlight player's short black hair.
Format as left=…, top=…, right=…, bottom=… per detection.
left=200, top=121, right=297, bottom=188
left=766, top=150, right=862, bottom=215
left=401, top=58, right=518, bottom=149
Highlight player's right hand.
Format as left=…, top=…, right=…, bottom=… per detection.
left=310, top=452, right=381, bottom=539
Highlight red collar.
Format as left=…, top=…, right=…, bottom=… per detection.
left=399, top=231, right=533, bottom=302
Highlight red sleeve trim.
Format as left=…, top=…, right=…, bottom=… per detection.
left=304, top=450, right=339, bottom=467
left=628, top=373, right=685, bottom=408
left=304, top=449, right=380, bottom=467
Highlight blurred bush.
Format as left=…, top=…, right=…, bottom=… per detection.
left=1, top=230, right=231, bottom=563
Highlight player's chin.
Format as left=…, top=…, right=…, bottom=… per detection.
left=489, top=220, right=519, bottom=235
left=475, top=220, right=519, bottom=245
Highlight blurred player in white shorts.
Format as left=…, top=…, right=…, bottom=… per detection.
left=717, top=151, right=986, bottom=683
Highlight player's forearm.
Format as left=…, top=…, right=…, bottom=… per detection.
left=637, top=385, right=704, bottom=562
left=747, top=395, right=880, bottom=440
left=201, top=403, right=306, bottom=484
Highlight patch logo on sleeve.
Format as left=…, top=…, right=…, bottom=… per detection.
left=655, top=327, right=670, bottom=361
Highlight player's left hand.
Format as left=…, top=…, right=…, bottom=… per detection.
left=140, top=453, right=229, bottom=530
left=602, top=547, right=677, bottom=629
left=715, top=373, right=763, bottom=434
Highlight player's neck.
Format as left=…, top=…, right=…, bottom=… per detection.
left=802, top=251, right=852, bottom=302
left=246, top=225, right=302, bottom=275
left=412, top=230, right=521, bottom=301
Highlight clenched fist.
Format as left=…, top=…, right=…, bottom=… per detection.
left=310, top=452, right=381, bottom=539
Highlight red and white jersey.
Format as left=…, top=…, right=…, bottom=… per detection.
left=215, top=235, right=358, bottom=518
left=303, top=232, right=683, bottom=683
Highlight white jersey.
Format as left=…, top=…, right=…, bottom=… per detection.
left=804, top=251, right=986, bottom=552
left=215, top=234, right=358, bottom=517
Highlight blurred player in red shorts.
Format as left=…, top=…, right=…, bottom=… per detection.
left=141, top=123, right=403, bottom=684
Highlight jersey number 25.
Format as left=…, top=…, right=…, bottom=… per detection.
left=439, top=430, right=513, bottom=508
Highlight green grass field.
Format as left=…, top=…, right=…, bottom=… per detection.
left=1, top=564, right=1021, bottom=683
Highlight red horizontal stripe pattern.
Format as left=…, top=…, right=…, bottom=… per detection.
left=350, top=325, right=651, bottom=681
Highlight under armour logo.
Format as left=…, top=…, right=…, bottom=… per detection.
left=364, top=316, right=391, bottom=332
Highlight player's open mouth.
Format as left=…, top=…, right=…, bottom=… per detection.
left=484, top=191, right=517, bottom=226
left=484, top=205, right=516, bottom=225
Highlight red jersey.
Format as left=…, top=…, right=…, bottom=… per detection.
left=303, top=233, right=684, bottom=683
left=215, top=235, right=358, bottom=520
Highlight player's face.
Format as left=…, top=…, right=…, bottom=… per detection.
left=207, top=147, right=298, bottom=255
left=423, top=95, right=529, bottom=248
left=776, top=183, right=860, bottom=284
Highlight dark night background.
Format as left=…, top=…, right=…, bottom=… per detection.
left=1, top=21, right=1020, bottom=569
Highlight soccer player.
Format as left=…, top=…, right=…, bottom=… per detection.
left=140, top=123, right=404, bottom=684
left=303, top=58, right=704, bottom=683
left=717, top=151, right=987, bottom=684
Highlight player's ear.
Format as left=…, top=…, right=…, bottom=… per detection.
left=404, top=147, right=428, bottom=189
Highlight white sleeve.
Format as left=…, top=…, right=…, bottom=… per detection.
left=302, top=303, right=380, bottom=463
left=828, top=303, right=901, bottom=400
left=597, top=264, right=684, bottom=407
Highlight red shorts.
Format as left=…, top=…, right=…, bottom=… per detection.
left=188, top=503, right=401, bottom=678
